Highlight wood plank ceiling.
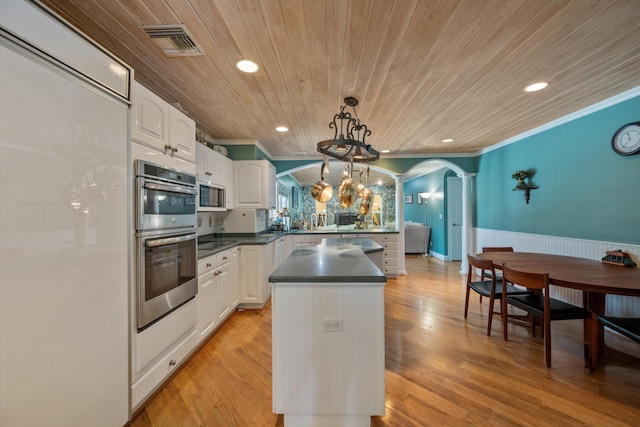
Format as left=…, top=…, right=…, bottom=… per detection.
left=41, top=0, right=640, bottom=186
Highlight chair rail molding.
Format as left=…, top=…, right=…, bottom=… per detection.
left=474, top=228, right=640, bottom=317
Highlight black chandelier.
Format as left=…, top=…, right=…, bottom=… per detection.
left=317, top=96, right=379, bottom=163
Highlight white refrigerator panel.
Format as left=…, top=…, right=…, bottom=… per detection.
left=0, top=44, right=129, bottom=426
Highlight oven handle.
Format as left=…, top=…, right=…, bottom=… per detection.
left=145, top=233, right=197, bottom=247
left=144, top=181, right=197, bottom=195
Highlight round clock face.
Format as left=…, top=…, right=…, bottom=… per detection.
left=611, top=122, right=640, bottom=156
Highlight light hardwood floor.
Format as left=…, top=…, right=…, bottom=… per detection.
left=129, top=256, right=640, bottom=426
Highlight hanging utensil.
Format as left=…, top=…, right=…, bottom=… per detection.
left=357, top=168, right=365, bottom=197
left=359, top=187, right=373, bottom=216
left=338, top=161, right=357, bottom=208
left=311, top=160, right=333, bottom=203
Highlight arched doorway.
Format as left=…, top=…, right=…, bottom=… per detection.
left=403, top=159, right=473, bottom=274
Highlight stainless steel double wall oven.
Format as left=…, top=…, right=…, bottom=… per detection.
left=135, top=160, right=198, bottom=331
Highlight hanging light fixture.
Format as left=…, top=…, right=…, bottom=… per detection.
left=317, top=97, right=379, bottom=163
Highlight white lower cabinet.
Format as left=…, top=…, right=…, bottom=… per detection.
left=197, top=247, right=239, bottom=343
left=132, top=298, right=198, bottom=411
left=273, top=235, right=293, bottom=269
left=374, top=234, right=398, bottom=278
left=239, top=242, right=274, bottom=308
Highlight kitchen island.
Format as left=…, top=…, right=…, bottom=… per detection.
left=269, top=238, right=386, bottom=427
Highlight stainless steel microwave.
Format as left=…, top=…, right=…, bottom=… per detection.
left=199, top=183, right=226, bottom=211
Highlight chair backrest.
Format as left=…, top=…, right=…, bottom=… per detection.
left=501, top=264, right=548, bottom=292
left=482, top=246, right=514, bottom=252
left=467, top=254, right=496, bottom=282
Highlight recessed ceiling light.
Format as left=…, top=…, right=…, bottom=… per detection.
left=380, top=149, right=390, bottom=153
left=275, top=126, right=288, bottom=132
left=525, top=82, right=548, bottom=92
left=236, top=60, right=258, bottom=73
left=442, top=138, right=454, bottom=143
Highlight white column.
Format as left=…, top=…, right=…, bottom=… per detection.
left=395, top=174, right=407, bottom=275
left=458, top=173, right=476, bottom=274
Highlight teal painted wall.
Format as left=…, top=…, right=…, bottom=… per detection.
left=404, top=169, right=459, bottom=256
left=477, top=95, right=640, bottom=244
left=225, top=144, right=271, bottom=161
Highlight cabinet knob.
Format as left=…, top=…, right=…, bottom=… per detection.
left=206, top=263, right=212, bottom=267
left=169, top=359, right=176, bottom=367
left=223, top=256, right=228, bottom=260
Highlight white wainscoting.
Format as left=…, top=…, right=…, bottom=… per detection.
left=474, top=228, right=640, bottom=317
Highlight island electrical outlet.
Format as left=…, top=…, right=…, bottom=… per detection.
left=322, top=319, right=343, bottom=332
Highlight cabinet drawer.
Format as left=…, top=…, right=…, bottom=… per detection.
left=374, top=234, right=396, bottom=243
left=383, top=250, right=398, bottom=260
left=198, top=248, right=235, bottom=274
left=383, top=266, right=398, bottom=277
left=135, top=299, right=197, bottom=372
left=382, top=241, right=398, bottom=250
left=198, top=255, right=218, bottom=274
left=132, top=329, right=198, bottom=410
left=383, top=257, right=398, bottom=266
left=293, top=235, right=319, bottom=244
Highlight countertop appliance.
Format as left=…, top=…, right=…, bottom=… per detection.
left=198, top=181, right=226, bottom=211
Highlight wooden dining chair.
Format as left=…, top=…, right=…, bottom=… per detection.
left=590, top=316, right=640, bottom=369
left=465, top=255, right=530, bottom=336
left=480, top=247, right=514, bottom=283
left=501, top=264, right=591, bottom=368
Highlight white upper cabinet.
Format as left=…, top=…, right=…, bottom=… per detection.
left=233, top=160, right=276, bottom=209
left=131, top=81, right=195, bottom=163
left=169, top=108, right=196, bottom=163
left=196, top=143, right=234, bottom=208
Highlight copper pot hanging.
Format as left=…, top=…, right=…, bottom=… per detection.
left=311, top=160, right=333, bottom=203
left=338, top=162, right=357, bottom=208
left=359, top=187, right=373, bottom=216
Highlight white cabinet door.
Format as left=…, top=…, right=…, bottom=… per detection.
left=239, top=245, right=261, bottom=303
left=197, top=268, right=217, bottom=342
left=216, top=262, right=231, bottom=323
left=131, top=81, right=169, bottom=151
left=220, top=155, right=235, bottom=209
left=239, top=243, right=273, bottom=307
left=229, top=247, right=240, bottom=307
left=169, top=107, right=195, bottom=163
left=131, top=81, right=195, bottom=164
left=233, top=160, right=276, bottom=209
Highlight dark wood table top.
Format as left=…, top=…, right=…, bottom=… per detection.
left=476, top=252, right=640, bottom=296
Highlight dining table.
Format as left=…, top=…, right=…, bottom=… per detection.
left=476, top=251, right=640, bottom=372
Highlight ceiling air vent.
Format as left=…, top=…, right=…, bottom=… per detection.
left=142, top=25, right=203, bottom=57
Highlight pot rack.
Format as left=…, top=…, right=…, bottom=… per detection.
left=316, top=97, right=379, bottom=163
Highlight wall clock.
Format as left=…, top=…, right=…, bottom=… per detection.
left=611, top=121, right=640, bottom=156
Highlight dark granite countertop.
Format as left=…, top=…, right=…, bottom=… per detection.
left=269, top=238, right=387, bottom=283
left=287, top=228, right=398, bottom=234
left=197, top=229, right=396, bottom=259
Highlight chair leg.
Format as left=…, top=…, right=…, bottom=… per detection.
left=544, top=316, right=552, bottom=368
left=502, top=300, right=508, bottom=341
left=464, top=285, right=471, bottom=319
left=531, top=314, right=536, bottom=338
left=487, top=294, right=495, bottom=336
left=589, top=312, right=599, bottom=372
